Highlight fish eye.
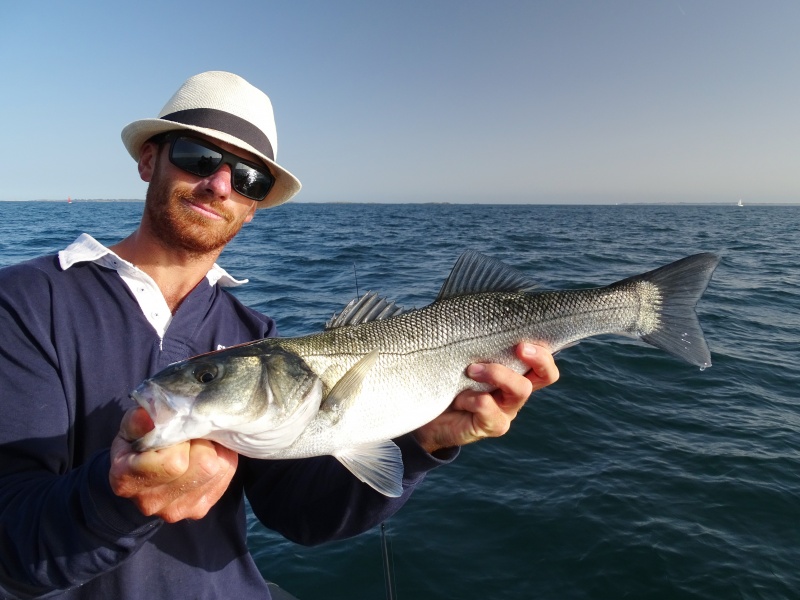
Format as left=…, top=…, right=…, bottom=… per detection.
left=193, top=364, right=219, bottom=385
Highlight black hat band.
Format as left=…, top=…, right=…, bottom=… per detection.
left=160, top=108, right=275, bottom=161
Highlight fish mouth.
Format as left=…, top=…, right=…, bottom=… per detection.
left=131, top=381, right=177, bottom=426
left=130, top=382, right=182, bottom=452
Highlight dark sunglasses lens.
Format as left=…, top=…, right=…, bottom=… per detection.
left=232, top=164, right=274, bottom=200
left=171, top=138, right=222, bottom=177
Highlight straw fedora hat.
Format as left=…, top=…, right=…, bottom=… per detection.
left=121, top=71, right=301, bottom=208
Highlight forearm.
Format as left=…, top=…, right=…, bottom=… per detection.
left=0, top=450, right=161, bottom=598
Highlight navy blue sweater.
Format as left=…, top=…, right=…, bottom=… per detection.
left=0, top=254, right=450, bottom=599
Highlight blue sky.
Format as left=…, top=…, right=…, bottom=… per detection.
left=1, top=1, right=797, bottom=203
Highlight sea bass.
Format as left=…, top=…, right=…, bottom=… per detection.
left=131, top=251, right=720, bottom=496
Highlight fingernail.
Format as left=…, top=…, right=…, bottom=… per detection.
left=521, top=343, right=537, bottom=357
left=467, top=363, right=486, bottom=378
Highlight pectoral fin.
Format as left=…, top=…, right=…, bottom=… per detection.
left=334, top=440, right=404, bottom=497
left=322, top=350, right=380, bottom=418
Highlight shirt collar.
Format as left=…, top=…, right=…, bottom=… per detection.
left=58, top=233, right=248, bottom=287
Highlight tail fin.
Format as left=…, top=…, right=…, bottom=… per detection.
left=621, top=253, right=720, bottom=369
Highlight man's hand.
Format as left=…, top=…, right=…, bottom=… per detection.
left=413, top=343, right=559, bottom=454
left=109, top=407, right=238, bottom=523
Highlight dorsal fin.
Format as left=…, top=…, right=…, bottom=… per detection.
left=326, top=292, right=405, bottom=329
left=437, top=250, right=537, bottom=300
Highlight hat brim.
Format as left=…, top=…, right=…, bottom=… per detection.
left=121, top=118, right=301, bottom=208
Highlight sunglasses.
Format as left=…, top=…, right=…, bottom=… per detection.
left=162, top=134, right=275, bottom=201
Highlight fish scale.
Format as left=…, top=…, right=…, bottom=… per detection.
left=275, top=285, right=659, bottom=451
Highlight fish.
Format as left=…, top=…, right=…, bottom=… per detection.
left=131, top=251, right=720, bottom=497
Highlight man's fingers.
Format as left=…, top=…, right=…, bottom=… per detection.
left=451, top=387, right=495, bottom=416
left=413, top=345, right=559, bottom=454
left=155, top=442, right=239, bottom=522
left=466, top=362, right=534, bottom=411
left=452, top=388, right=513, bottom=438
left=111, top=442, right=192, bottom=499
left=110, top=405, right=241, bottom=522
left=118, top=406, right=155, bottom=442
left=518, top=343, right=560, bottom=391
left=112, top=439, right=238, bottom=520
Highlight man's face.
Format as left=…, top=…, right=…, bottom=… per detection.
left=142, top=135, right=259, bottom=255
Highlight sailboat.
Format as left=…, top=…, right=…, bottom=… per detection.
left=67, top=196, right=73, bottom=204
left=737, top=199, right=744, bottom=207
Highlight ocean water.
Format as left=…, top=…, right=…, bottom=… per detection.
left=1, top=201, right=797, bottom=599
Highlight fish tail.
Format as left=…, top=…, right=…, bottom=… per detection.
left=620, top=253, right=720, bottom=369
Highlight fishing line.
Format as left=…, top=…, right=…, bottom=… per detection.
left=380, top=522, right=397, bottom=600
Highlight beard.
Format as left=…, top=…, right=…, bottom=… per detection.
left=144, top=166, right=249, bottom=257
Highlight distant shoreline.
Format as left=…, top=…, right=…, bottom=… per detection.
left=2, top=199, right=145, bottom=203
left=1, top=199, right=798, bottom=206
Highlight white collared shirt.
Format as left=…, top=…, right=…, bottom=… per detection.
left=58, top=233, right=247, bottom=339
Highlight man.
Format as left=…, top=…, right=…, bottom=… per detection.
left=0, top=71, right=558, bottom=599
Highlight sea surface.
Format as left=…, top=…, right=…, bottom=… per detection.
left=0, top=201, right=797, bottom=600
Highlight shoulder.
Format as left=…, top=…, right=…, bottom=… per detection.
left=0, top=256, right=61, bottom=300
left=0, top=256, right=127, bottom=324
left=0, top=258, right=64, bottom=351
left=210, top=287, right=278, bottom=339
left=0, top=255, right=115, bottom=300
left=1, top=255, right=60, bottom=279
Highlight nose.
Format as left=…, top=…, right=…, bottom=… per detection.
left=203, top=163, right=232, bottom=199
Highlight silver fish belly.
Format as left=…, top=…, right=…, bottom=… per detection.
left=131, top=251, right=720, bottom=497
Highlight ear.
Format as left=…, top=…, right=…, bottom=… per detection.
left=138, top=142, right=159, bottom=183
left=244, top=202, right=258, bottom=223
